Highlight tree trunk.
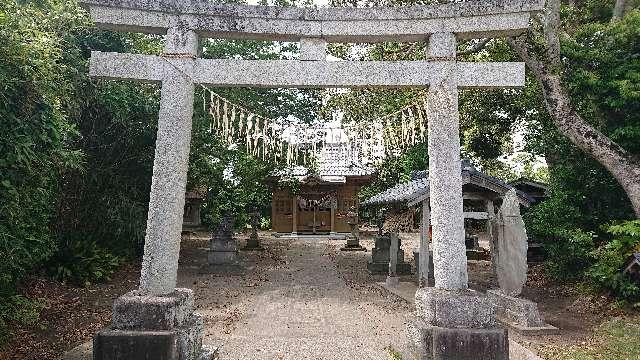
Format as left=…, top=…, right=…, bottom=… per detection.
left=508, top=38, right=640, bottom=218
left=612, top=0, right=628, bottom=22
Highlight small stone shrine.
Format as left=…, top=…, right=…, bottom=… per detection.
left=368, top=233, right=412, bottom=275
left=208, top=214, right=239, bottom=265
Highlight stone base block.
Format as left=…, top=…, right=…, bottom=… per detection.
left=367, top=261, right=412, bottom=275
left=93, top=330, right=178, bottom=360
left=94, top=289, right=213, bottom=360
left=340, top=244, right=367, bottom=251
left=209, top=237, right=237, bottom=252
left=241, top=238, right=264, bottom=251
left=112, top=289, right=193, bottom=330
left=487, top=290, right=544, bottom=327
left=415, top=288, right=497, bottom=328
left=207, top=250, right=238, bottom=265
left=408, top=321, right=508, bottom=360
left=466, top=248, right=489, bottom=261
left=386, top=275, right=399, bottom=287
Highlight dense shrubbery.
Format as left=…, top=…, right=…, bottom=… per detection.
left=587, top=221, right=640, bottom=304
left=0, top=295, right=44, bottom=344
left=0, top=0, right=87, bottom=300
left=0, top=0, right=161, bottom=342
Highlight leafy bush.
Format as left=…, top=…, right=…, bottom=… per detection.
left=46, top=238, right=121, bottom=286
left=0, top=296, right=44, bottom=345
left=587, top=221, right=640, bottom=304
left=0, top=0, right=85, bottom=297
left=545, top=229, right=597, bottom=280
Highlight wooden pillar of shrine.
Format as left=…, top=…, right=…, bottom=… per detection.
left=292, top=195, right=298, bottom=235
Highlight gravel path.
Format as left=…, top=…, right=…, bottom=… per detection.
left=181, top=235, right=412, bottom=360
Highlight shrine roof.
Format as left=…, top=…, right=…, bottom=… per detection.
left=362, top=160, right=533, bottom=207
left=509, top=177, right=549, bottom=191
left=277, top=143, right=375, bottom=184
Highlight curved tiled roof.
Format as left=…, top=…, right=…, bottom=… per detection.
left=276, top=143, right=375, bottom=183
left=362, top=160, right=533, bottom=207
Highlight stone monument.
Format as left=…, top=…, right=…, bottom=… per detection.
left=208, top=213, right=239, bottom=265
left=341, top=207, right=366, bottom=251
left=488, top=189, right=557, bottom=334
left=368, top=233, right=412, bottom=275
left=80, top=0, right=544, bottom=358
left=493, top=189, right=528, bottom=296
left=242, top=211, right=264, bottom=251
left=386, top=233, right=401, bottom=286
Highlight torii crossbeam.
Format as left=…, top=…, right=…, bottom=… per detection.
left=80, top=0, right=543, bottom=359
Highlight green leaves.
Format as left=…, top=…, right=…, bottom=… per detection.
left=586, top=220, right=640, bottom=303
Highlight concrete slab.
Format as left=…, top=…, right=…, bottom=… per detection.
left=498, top=316, right=560, bottom=336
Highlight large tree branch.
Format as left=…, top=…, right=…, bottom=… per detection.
left=544, top=0, right=562, bottom=67
left=612, top=0, right=628, bottom=22
left=508, top=36, right=640, bottom=217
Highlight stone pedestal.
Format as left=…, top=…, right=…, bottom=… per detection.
left=341, top=234, right=366, bottom=251
left=242, top=213, right=264, bottom=251
left=409, top=288, right=508, bottom=360
left=208, top=236, right=238, bottom=264
left=487, top=290, right=558, bottom=335
left=367, top=235, right=411, bottom=274
left=341, top=221, right=366, bottom=251
left=93, top=289, right=215, bottom=360
left=208, top=215, right=238, bottom=265
left=242, top=233, right=264, bottom=251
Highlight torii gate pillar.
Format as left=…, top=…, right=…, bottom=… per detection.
left=410, top=31, right=509, bottom=360
left=92, top=25, right=217, bottom=360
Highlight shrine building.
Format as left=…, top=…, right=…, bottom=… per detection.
left=270, top=143, right=375, bottom=235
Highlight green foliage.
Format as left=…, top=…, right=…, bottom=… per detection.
left=520, top=7, right=638, bottom=290
left=359, top=142, right=428, bottom=203
left=0, top=295, right=44, bottom=344
left=189, top=36, right=322, bottom=230
left=546, top=229, right=596, bottom=280
left=0, top=0, right=85, bottom=297
left=46, top=237, right=121, bottom=286
left=562, top=10, right=640, bottom=154
left=587, top=221, right=640, bottom=303
left=1, top=0, right=161, bottom=343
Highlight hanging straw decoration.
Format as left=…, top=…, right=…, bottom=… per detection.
left=204, top=88, right=430, bottom=166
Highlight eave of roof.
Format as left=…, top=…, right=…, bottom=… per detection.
left=362, top=160, right=533, bottom=207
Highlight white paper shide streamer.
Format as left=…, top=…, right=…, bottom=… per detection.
left=206, top=89, right=429, bottom=166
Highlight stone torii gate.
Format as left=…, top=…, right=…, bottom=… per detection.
left=80, top=0, right=543, bottom=359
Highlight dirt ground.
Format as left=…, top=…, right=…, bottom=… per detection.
left=0, top=231, right=635, bottom=359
